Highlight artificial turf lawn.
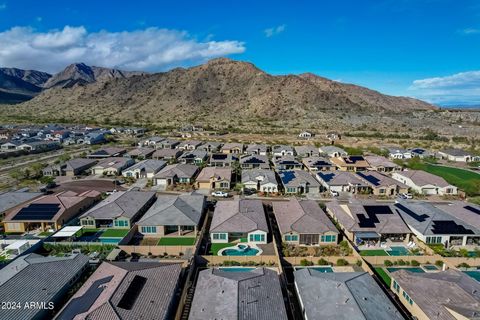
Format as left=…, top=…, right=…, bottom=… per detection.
left=157, top=237, right=196, bottom=246
left=408, top=162, right=480, bottom=196
left=209, top=243, right=235, bottom=255
left=375, top=267, right=392, bottom=287
left=100, top=229, right=130, bottom=238
left=360, top=249, right=389, bottom=256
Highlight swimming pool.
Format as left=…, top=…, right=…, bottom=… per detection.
left=387, top=246, right=411, bottom=256
left=219, top=267, right=256, bottom=272
left=99, top=238, right=121, bottom=244
left=296, top=267, right=333, bottom=273
left=423, top=265, right=438, bottom=271
left=464, top=271, right=480, bottom=282
left=386, top=267, right=425, bottom=273
left=219, top=244, right=262, bottom=256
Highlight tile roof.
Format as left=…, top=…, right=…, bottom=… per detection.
left=294, top=269, right=404, bottom=320
left=241, top=169, right=277, bottom=186
left=123, top=159, right=166, bottom=173
left=394, top=170, right=451, bottom=188
left=154, top=164, right=198, bottom=179
left=272, top=199, right=338, bottom=234
left=364, top=155, right=399, bottom=169
left=196, top=167, right=232, bottom=182
left=210, top=199, right=268, bottom=233
left=0, top=191, right=42, bottom=213
left=357, top=171, right=407, bottom=188
left=279, top=170, right=320, bottom=188
left=189, top=268, right=287, bottom=320
left=317, top=171, right=367, bottom=186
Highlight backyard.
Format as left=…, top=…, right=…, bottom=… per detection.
left=374, top=267, right=391, bottom=286
left=157, top=237, right=196, bottom=246
left=100, top=229, right=130, bottom=238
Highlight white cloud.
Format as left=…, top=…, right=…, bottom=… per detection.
left=460, top=28, right=480, bottom=35
left=264, top=24, right=286, bottom=37
left=409, top=71, right=480, bottom=105
left=0, top=26, right=246, bottom=73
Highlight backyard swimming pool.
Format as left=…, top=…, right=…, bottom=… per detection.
left=219, top=267, right=256, bottom=272
left=423, top=265, right=438, bottom=271
left=386, top=267, right=425, bottom=273
left=99, top=238, right=121, bottom=244
left=219, top=244, right=261, bottom=256
left=387, top=246, right=411, bottom=256
left=296, top=267, right=333, bottom=273
left=464, top=271, right=480, bottom=282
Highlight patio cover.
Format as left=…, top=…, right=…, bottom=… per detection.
left=355, top=231, right=380, bottom=239
left=52, top=226, right=83, bottom=238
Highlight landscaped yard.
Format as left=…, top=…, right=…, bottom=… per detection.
left=100, top=229, right=130, bottom=238
left=38, top=231, right=54, bottom=237
left=360, top=249, right=389, bottom=256
left=407, top=161, right=480, bottom=196
left=157, top=237, right=196, bottom=246
left=374, top=267, right=391, bottom=287
left=209, top=243, right=234, bottom=255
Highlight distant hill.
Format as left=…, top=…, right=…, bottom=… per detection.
left=0, top=67, right=51, bottom=103
left=0, top=58, right=437, bottom=126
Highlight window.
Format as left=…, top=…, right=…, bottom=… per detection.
left=114, top=220, right=128, bottom=227
left=212, top=233, right=226, bottom=240
left=250, top=233, right=265, bottom=242
left=426, top=236, right=442, bottom=244
left=402, top=291, right=414, bottom=305
left=285, top=235, right=298, bottom=241
left=286, top=187, right=296, bottom=193
left=393, top=280, right=400, bottom=293
left=141, top=226, right=157, bottom=234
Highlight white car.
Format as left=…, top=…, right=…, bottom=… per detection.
left=400, top=193, right=413, bottom=199
left=211, top=191, right=228, bottom=198
left=330, top=190, right=339, bottom=197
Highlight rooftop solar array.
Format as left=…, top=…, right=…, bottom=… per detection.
left=464, top=205, right=480, bottom=216
left=212, top=154, right=227, bottom=160
left=431, top=220, right=474, bottom=235
left=117, top=275, right=147, bottom=310
left=12, top=203, right=61, bottom=221
left=243, top=157, right=266, bottom=164
left=357, top=205, right=393, bottom=228
left=357, top=172, right=381, bottom=186
left=344, top=156, right=365, bottom=164
left=394, top=203, right=429, bottom=222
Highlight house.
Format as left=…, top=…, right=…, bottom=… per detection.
left=178, top=150, right=208, bottom=165
left=177, top=140, right=203, bottom=151
left=126, top=147, right=155, bottom=159
left=294, top=269, right=404, bottom=320
left=122, top=159, right=167, bottom=179
left=87, top=147, right=127, bottom=158
left=298, top=131, right=314, bottom=139
left=209, top=153, right=238, bottom=167
left=195, top=167, right=232, bottom=190
left=80, top=191, right=156, bottom=229
left=279, top=170, right=320, bottom=195
left=189, top=268, right=287, bottom=320
left=392, top=170, right=458, bottom=195
left=0, top=140, right=21, bottom=150
left=0, top=253, right=89, bottom=320
left=316, top=171, right=370, bottom=194
left=17, top=140, right=61, bottom=152
left=388, top=148, right=412, bottom=159
left=295, top=145, right=320, bottom=158
left=139, top=136, right=164, bottom=147
left=394, top=200, right=480, bottom=247
left=245, top=143, right=269, bottom=155
left=390, top=269, right=479, bottom=320
left=3, top=190, right=100, bottom=233
left=240, top=154, right=270, bottom=169
left=0, top=190, right=42, bottom=219
left=326, top=131, right=341, bottom=141
left=156, top=138, right=180, bottom=149
left=43, top=158, right=97, bottom=177
left=197, top=141, right=222, bottom=153
left=302, top=156, right=335, bottom=172
left=56, top=262, right=182, bottom=320
left=137, top=193, right=206, bottom=237
left=364, top=155, right=400, bottom=172
left=81, top=131, right=107, bottom=145
left=319, top=145, right=348, bottom=157
left=438, top=148, right=476, bottom=162
left=272, top=199, right=339, bottom=246
left=357, top=171, right=408, bottom=196
left=152, top=148, right=183, bottom=160
left=91, top=157, right=135, bottom=176
left=220, top=142, right=244, bottom=154
left=153, top=164, right=198, bottom=187
left=272, top=145, right=295, bottom=157
left=409, top=148, right=434, bottom=159
left=210, top=198, right=268, bottom=244
left=325, top=199, right=411, bottom=246
left=331, top=155, right=370, bottom=172
left=274, top=155, right=303, bottom=170
left=242, top=169, right=278, bottom=193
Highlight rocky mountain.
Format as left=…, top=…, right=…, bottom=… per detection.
left=0, top=68, right=51, bottom=103
left=43, top=63, right=145, bottom=89
left=0, top=58, right=436, bottom=127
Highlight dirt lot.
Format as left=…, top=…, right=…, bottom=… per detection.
left=54, top=179, right=127, bottom=193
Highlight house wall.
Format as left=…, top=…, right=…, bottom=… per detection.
left=247, top=230, right=268, bottom=244
left=260, top=183, right=278, bottom=193
left=138, top=225, right=165, bottom=237
left=390, top=277, right=431, bottom=320
left=197, top=181, right=212, bottom=190
left=4, top=222, right=26, bottom=233
left=210, top=232, right=229, bottom=243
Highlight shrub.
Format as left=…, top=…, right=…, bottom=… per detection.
left=457, top=262, right=470, bottom=269
left=336, top=258, right=349, bottom=266
left=435, top=260, right=444, bottom=267
left=355, top=259, right=362, bottom=267
left=384, top=260, right=393, bottom=267
left=317, top=258, right=330, bottom=266
left=397, top=259, right=406, bottom=266
left=300, top=259, right=314, bottom=267
left=410, top=260, right=420, bottom=266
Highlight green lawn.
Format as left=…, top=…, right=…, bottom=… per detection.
left=408, top=161, right=480, bottom=196
left=157, top=237, right=196, bottom=246
left=100, top=229, right=130, bottom=238
left=38, top=231, right=54, bottom=237
left=209, top=243, right=234, bottom=255
left=375, top=267, right=392, bottom=287
left=360, top=249, right=389, bottom=256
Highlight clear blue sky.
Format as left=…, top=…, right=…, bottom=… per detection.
left=0, top=0, right=479, bottom=105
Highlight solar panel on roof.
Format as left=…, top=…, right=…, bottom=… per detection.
left=464, top=205, right=480, bottom=215
left=357, top=205, right=393, bottom=228
left=357, top=172, right=381, bottom=186
left=212, top=154, right=227, bottom=160
left=12, top=203, right=61, bottom=221
left=394, top=203, right=429, bottom=222
left=431, top=220, right=474, bottom=235
left=117, top=275, right=147, bottom=310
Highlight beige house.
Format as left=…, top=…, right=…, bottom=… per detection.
left=331, top=155, right=370, bottom=172
left=220, top=143, right=243, bottom=154
left=195, top=167, right=232, bottom=190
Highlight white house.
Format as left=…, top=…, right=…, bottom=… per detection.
left=388, top=148, right=412, bottom=160
left=121, top=160, right=167, bottom=179
left=241, top=169, right=278, bottom=193
left=392, top=170, right=457, bottom=195
left=437, top=148, right=477, bottom=162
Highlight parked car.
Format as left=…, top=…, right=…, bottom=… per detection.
left=399, top=193, right=413, bottom=199
left=211, top=191, right=229, bottom=198
left=330, top=190, right=339, bottom=197
left=243, top=188, right=257, bottom=196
